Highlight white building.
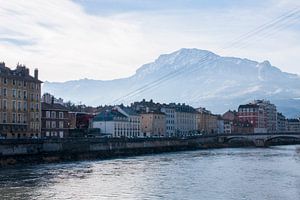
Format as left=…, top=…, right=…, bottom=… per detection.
left=161, top=107, right=175, bottom=137
left=92, top=106, right=141, bottom=138
left=217, top=117, right=224, bottom=134
left=162, top=104, right=197, bottom=137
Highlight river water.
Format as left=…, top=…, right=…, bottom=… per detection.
left=0, top=145, right=299, bottom=200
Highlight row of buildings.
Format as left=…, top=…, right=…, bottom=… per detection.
left=91, top=99, right=300, bottom=138
left=0, top=63, right=299, bottom=139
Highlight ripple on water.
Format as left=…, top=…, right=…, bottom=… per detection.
left=0, top=145, right=299, bottom=200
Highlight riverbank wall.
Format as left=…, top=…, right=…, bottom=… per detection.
left=1, top=136, right=299, bottom=167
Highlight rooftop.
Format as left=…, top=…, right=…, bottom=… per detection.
left=93, top=109, right=127, bottom=122
left=42, top=102, right=69, bottom=111
left=0, top=62, right=42, bottom=83
left=238, top=104, right=259, bottom=109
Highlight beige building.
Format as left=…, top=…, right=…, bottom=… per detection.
left=196, top=107, right=218, bottom=134
left=0, top=63, right=42, bottom=139
left=141, top=111, right=166, bottom=137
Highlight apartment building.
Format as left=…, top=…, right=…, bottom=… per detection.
left=41, top=102, right=69, bottom=138
left=164, top=103, right=197, bottom=137
left=161, top=106, right=175, bottom=137
left=196, top=107, right=218, bottom=134
left=0, top=63, right=42, bottom=138
left=238, top=100, right=277, bottom=133
left=140, top=111, right=166, bottom=137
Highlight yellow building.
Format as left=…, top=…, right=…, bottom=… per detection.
left=141, top=111, right=166, bottom=137
left=0, top=63, right=42, bottom=139
left=196, top=107, right=218, bottom=134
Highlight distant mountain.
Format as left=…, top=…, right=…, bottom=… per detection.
left=43, top=48, right=300, bottom=117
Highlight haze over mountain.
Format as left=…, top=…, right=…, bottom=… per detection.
left=43, top=48, right=300, bottom=117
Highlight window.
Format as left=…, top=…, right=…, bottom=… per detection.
left=46, top=131, right=50, bottom=137
left=12, top=101, right=16, bottom=111
left=3, top=99, right=7, bottom=110
left=59, top=131, right=64, bottom=138
left=36, top=103, right=39, bottom=111
left=18, top=113, right=21, bottom=123
left=13, top=79, right=16, bottom=85
left=3, top=112, right=7, bottom=123
left=18, top=101, right=21, bottom=111
left=51, top=111, right=56, bottom=118
left=46, top=121, right=51, bottom=128
left=59, top=112, right=64, bottom=119
left=3, top=88, right=7, bottom=97
left=59, top=121, right=64, bottom=128
left=51, top=121, right=56, bottom=128
left=23, top=102, right=27, bottom=111
left=23, top=114, right=27, bottom=123
left=23, top=81, right=27, bottom=87
left=3, top=78, right=7, bottom=84
left=46, top=111, right=51, bottom=118
left=35, top=112, right=39, bottom=121
left=30, top=112, right=34, bottom=120
left=35, top=123, right=39, bottom=131
left=12, top=89, right=16, bottom=98
left=30, top=103, right=34, bottom=111
left=12, top=113, right=16, bottom=123
left=18, top=90, right=21, bottom=98
left=30, top=122, right=34, bottom=130
left=23, top=91, right=27, bottom=99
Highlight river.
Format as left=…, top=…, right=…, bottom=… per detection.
left=0, top=145, right=299, bottom=200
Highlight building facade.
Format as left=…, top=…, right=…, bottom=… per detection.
left=0, top=63, right=42, bottom=138
left=171, top=104, right=197, bottom=136
left=93, top=106, right=141, bottom=138
left=140, top=111, right=166, bottom=137
left=253, top=100, right=277, bottom=133
left=286, top=119, right=300, bottom=133
left=238, top=104, right=267, bottom=133
left=217, top=116, right=224, bottom=134
left=41, top=101, right=69, bottom=138
left=222, top=110, right=237, bottom=134
left=196, top=107, right=218, bottom=134
left=277, top=112, right=287, bottom=133
left=161, top=107, right=175, bottom=137
left=238, top=100, right=277, bottom=133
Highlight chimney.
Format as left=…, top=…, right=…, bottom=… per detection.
left=51, top=96, right=54, bottom=105
left=34, top=68, right=38, bottom=79
left=0, top=62, right=5, bottom=68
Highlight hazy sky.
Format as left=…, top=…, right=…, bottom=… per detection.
left=0, top=0, right=299, bottom=82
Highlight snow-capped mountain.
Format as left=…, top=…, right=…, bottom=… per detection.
left=43, top=48, right=300, bottom=117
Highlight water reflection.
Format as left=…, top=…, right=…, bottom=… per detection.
left=0, top=145, right=299, bottom=200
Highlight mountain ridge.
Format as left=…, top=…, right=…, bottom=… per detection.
left=43, top=48, right=300, bottom=117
